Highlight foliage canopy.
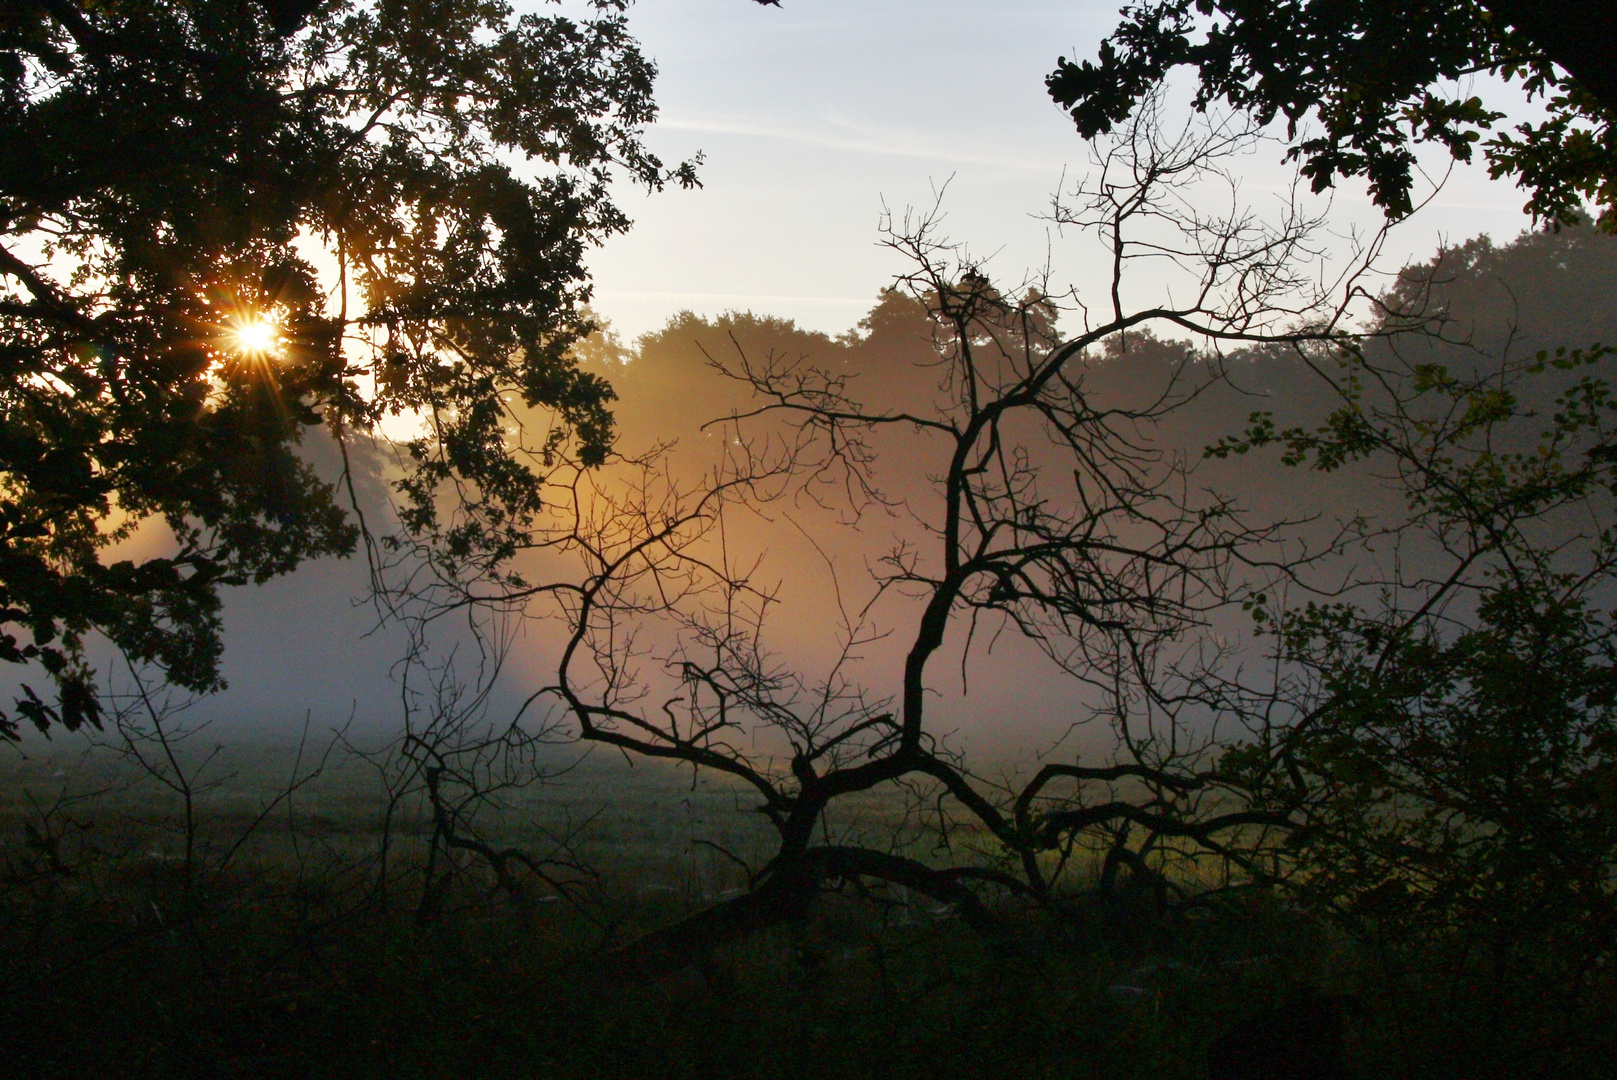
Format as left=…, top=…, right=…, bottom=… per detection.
left=1208, top=333, right=1617, bottom=1071
left=0, top=0, right=687, bottom=736
left=1048, top=0, right=1617, bottom=229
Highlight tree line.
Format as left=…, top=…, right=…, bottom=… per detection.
left=4, top=4, right=1617, bottom=1077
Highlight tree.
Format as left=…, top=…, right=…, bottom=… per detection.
left=1048, top=1, right=1617, bottom=230
left=0, top=0, right=690, bottom=737
left=1203, top=250, right=1617, bottom=1073
left=383, top=104, right=1393, bottom=975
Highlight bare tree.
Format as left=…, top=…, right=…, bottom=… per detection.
left=96, top=659, right=343, bottom=902
left=371, top=99, right=1399, bottom=975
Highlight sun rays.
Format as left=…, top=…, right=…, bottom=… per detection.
left=224, top=313, right=282, bottom=359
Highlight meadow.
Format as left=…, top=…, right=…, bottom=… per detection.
left=0, top=735, right=1561, bottom=1080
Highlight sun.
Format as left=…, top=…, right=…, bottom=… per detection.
left=227, top=315, right=281, bottom=357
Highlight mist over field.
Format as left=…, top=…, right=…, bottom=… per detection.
left=8, top=4, right=1617, bottom=1077
left=12, top=224, right=1609, bottom=762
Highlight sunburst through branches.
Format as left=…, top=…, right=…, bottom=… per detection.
left=224, top=314, right=281, bottom=359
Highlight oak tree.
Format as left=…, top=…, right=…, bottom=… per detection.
left=0, top=0, right=688, bottom=736
left=389, top=106, right=1390, bottom=973
left=1048, top=1, right=1617, bottom=229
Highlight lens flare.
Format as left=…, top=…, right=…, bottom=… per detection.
left=228, top=316, right=280, bottom=357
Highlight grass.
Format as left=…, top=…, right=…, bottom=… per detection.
left=0, top=738, right=1608, bottom=1079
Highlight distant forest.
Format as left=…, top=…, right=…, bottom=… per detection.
left=118, top=224, right=1617, bottom=738
left=580, top=224, right=1617, bottom=570
left=593, top=224, right=1616, bottom=455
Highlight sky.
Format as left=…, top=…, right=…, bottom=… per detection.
left=14, top=0, right=1567, bottom=748
left=585, top=0, right=1549, bottom=343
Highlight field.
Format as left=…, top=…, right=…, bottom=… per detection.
left=0, top=736, right=1582, bottom=1079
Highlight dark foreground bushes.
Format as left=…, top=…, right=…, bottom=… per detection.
left=0, top=833, right=1610, bottom=1080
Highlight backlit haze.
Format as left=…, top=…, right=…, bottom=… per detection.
left=35, top=0, right=1594, bottom=752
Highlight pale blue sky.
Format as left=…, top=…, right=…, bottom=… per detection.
left=583, top=0, right=1546, bottom=342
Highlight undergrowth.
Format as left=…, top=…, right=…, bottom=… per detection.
left=0, top=749, right=1610, bottom=1079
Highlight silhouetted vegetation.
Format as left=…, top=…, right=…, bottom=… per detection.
left=345, top=99, right=1616, bottom=1075
left=6, top=4, right=1617, bottom=1078
left=1051, top=0, right=1617, bottom=229
left=0, top=0, right=683, bottom=735
left=3, top=216, right=1615, bottom=1078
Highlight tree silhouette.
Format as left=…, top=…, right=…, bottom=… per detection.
left=380, top=103, right=1403, bottom=975
left=0, top=0, right=688, bottom=735
left=1049, top=0, right=1617, bottom=229
left=1208, top=309, right=1617, bottom=1075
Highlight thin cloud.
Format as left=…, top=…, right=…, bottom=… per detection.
left=593, top=289, right=871, bottom=306
left=659, top=112, right=1066, bottom=174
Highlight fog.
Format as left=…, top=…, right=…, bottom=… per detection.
left=12, top=223, right=1616, bottom=758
